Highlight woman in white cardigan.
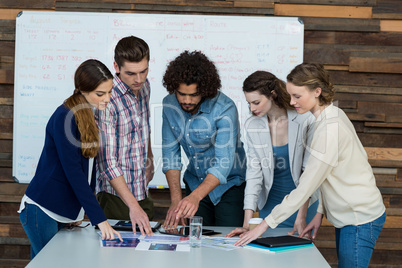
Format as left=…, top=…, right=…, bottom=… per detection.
left=235, top=64, right=386, bottom=268
left=226, top=71, right=318, bottom=238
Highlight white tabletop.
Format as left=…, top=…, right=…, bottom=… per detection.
left=26, top=224, right=330, bottom=268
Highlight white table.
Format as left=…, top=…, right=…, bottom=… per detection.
left=26, top=225, right=330, bottom=268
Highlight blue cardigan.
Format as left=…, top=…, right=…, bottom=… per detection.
left=25, top=104, right=107, bottom=225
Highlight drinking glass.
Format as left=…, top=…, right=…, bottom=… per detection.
left=189, top=216, right=203, bottom=248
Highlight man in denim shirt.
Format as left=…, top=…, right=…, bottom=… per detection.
left=161, top=51, right=246, bottom=227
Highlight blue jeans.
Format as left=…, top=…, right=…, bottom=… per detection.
left=335, top=212, right=386, bottom=268
left=19, top=203, right=65, bottom=259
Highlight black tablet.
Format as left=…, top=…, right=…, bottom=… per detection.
left=251, top=235, right=312, bottom=248
left=159, top=226, right=219, bottom=237
left=113, top=221, right=161, bottom=232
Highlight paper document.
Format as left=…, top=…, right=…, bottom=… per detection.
left=99, top=232, right=190, bottom=249
left=201, top=237, right=239, bottom=251
left=101, top=237, right=140, bottom=248
left=141, top=235, right=189, bottom=243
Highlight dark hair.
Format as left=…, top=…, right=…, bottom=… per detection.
left=243, top=71, right=293, bottom=110
left=162, top=50, right=221, bottom=99
left=287, top=63, right=335, bottom=105
left=64, top=59, right=113, bottom=158
left=114, top=36, right=150, bottom=68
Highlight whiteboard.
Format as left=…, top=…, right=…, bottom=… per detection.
left=13, top=11, right=304, bottom=186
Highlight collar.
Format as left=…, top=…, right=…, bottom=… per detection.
left=247, top=109, right=301, bottom=129
left=197, top=92, right=220, bottom=114
left=315, top=103, right=334, bottom=122
left=113, top=73, right=142, bottom=97
left=287, top=109, right=298, bottom=122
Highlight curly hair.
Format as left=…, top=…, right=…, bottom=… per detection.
left=287, top=63, right=335, bottom=105
left=162, top=51, right=221, bottom=99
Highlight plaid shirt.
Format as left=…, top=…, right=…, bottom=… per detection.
left=95, top=74, right=151, bottom=201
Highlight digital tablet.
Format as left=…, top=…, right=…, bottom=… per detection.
left=159, top=226, right=220, bottom=237
left=112, top=221, right=161, bottom=232
left=251, top=235, right=312, bottom=248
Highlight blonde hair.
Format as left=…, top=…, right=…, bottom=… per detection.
left=287, top=63, right=335, bottom=105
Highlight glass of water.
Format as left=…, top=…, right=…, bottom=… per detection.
left=189, top=216, right=203, bottom=248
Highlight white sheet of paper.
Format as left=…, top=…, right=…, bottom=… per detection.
left=201, top=237, right=240, bottom=251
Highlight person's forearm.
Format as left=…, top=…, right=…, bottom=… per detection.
left=296, top=198, right=310, bottom=220
left=189, top=173, right=220, bottom=202
left=109, top=176, right=140, bottom=209
left=165, top=170, right=182, bottom=203
left=243, top=209, right=254, bottom=229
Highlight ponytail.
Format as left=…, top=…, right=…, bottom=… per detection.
left=64, top=59, right=113, bottom=158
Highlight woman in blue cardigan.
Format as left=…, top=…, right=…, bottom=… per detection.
left=19, top=59, right=122, bottom=259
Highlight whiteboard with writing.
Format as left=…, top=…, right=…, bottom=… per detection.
left=13, top=11, right=303, bottom=186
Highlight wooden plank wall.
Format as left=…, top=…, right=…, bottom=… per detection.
left=0, top=0, right=401, bottom=267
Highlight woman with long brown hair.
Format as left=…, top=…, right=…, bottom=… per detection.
left=19, top=59, right=122, bottom=259
left=226, top=71, right=318, bottom=238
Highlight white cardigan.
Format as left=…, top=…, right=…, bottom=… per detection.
left=265, top=104, right=385, bottom=229
left=243, top=109, right=318, bottom=212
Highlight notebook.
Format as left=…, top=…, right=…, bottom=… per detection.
left=250, top=235, right=312, bottom=248
left=245, top=242, right=314, bottom=253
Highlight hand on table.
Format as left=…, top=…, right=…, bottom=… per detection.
left=300, top=212, right=323, bottom=240
left=163, top=201, right=186, bottom=229
left=129, top=205, right=153, bottom=236
left=98, top=221, right=122, bottom=242
left=174, top=194, right=200, bottom=220
left=225, top=227, right=249, bottom=238
left=234, top=221, right=269, bottom=247
left=288, top=218, right=310, bottom=239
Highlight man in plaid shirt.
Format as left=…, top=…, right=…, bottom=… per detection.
left=96, top=36, right=154, bottom=236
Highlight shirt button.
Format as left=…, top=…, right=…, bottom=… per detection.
left=196, top=167, right=199, bottom=169
left=187, top=134, right=189, bottom=136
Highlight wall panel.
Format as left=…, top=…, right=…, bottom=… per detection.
left=0, top=0, right=401, bottom=267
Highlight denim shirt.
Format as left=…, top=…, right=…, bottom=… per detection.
left=162, top=92, right=246, bottom=205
